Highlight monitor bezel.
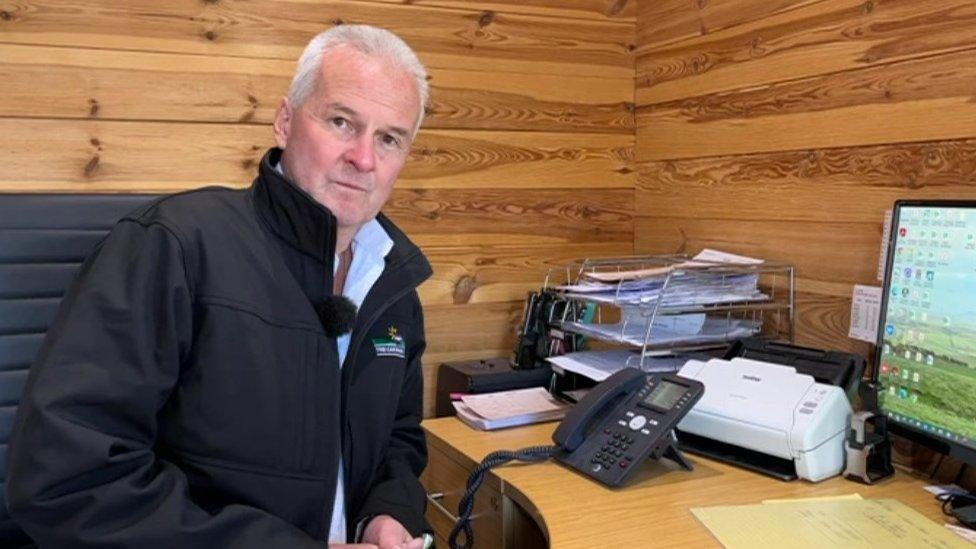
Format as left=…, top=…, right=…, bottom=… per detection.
left=874, top=199, right=976, bottom=467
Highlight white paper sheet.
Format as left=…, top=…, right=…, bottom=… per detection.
left=848, top=285, right=882, bottom=343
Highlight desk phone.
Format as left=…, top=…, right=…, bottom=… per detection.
left=553, top=368, right=704, bottom=487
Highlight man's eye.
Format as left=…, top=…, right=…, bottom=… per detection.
left=381, top=134, right=401, bottom=148
left=331, top=117, right=349, bottom=130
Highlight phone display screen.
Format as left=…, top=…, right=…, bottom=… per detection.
left=641, top=380, right=686, bottom=412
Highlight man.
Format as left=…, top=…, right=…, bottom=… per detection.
left=7, top=25, right=432, bottom=548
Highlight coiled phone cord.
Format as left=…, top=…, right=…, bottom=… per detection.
left=448, top=445, right=559, bottom=549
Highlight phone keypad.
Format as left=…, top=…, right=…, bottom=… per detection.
left=591, top=428, right=640, bottom=470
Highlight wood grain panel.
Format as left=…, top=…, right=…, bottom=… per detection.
left=419, top=241, right=633, bottom=306
left=0, top=118, right=633, bottom=191
left=423, top=301, right=522, bottom=357
left=794, top=289, right=873, bottom=356
left=636, top=0, right=819, bottom=52
left=366, top=0, right=635, bottom=21
left=636, top=139, right=976, bottom=223
left=636, top=0, right=976, bottom=105
left=0, top=44, right=633, bottom=133
left=636, top=45, right=976, bottom=160
left=403, top=131, right=633, bottom=189
left=0, top=0, right=633, bottom=77
left=387, top=188, right=633, bottom=246
left=633, top=216, right=881, bottom=285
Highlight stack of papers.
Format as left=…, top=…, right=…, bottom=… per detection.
left=560, top=317, right=761, bottom=348
left=546, top=350, right=692, bottom=381
left=559, top=249, right=769, bottom=308
left=691, top=496, right=970, bottom=548
left=453, top=387, right=569, bottom=431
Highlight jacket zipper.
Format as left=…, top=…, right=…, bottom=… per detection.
left=328, top=248, right=426, bottom=539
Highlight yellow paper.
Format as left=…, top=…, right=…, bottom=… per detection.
left=762, top=493, right=862, bottom=504
left=691, top=499, right=970, bottom=549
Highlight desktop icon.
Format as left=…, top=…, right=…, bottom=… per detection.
left=900, top=228, right=908, bottom=237
left=885, top=324, right=896, bottom=336
left=926, top=355, right=934, bottom=366
left=926, top=271, right=935, bottom=282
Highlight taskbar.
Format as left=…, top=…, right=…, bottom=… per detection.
left=886, top=411, right=973, bottom=448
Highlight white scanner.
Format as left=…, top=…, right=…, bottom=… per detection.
left=677, top=357, right=852, bottom=482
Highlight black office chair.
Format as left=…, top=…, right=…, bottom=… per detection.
left=0, top=193, right=161, bottom=546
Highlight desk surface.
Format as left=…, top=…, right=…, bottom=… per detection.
left=423, top=417, right=950, bottom=548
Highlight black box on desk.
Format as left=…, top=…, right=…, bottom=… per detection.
left=435, top=358, right=554, bottom=417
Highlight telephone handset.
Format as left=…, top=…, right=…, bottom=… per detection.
left=552, top=367, right=705, bottom=487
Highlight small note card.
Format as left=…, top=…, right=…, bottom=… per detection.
left=849, top=284, right=882, bottom=343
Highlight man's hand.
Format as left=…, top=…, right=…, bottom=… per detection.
left=361, top=515, right=424, bottom=549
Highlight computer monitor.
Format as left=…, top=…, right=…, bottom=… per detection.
left=875, top=200, right=976, bottom=467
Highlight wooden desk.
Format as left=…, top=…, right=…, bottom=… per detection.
left=421, top=417, right=948, bottom=548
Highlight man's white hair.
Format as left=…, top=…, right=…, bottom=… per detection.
left=288, top=25, right=429, bottom=137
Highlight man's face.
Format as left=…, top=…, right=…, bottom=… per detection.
left=274, top=45, right=421, bottom=233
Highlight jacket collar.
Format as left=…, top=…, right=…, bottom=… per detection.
left=250, top=147, right=432, bottom=283
left=251, top=147, right=336, bottom=265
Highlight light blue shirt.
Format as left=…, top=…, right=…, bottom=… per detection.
left=274, top=162, right=393, bottom=542
left=330, top=218, right=393, bottom=543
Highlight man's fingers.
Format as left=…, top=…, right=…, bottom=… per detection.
left=402, top=536, right=425, bottom=549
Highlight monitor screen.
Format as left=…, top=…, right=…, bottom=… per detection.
left=876, top=201, right=976, bottom=462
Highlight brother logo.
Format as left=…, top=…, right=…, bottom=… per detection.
left=742, top=375, right=762, bottom=382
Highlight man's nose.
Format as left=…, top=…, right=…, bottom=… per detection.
left=343, top=133, right=376, bottom=172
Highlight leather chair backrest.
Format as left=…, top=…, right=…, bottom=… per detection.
left=0, top=193, right=161, bottom=546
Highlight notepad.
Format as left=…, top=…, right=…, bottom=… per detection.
left=691, top=498, right=970, bottom=548
left=452, top=387, right=569, bottom=431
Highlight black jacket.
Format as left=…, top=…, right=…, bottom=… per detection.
left=7, top=148, right=433, bottom=547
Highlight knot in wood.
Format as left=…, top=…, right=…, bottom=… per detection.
left=478, top=11, right=495, bottom=28
left=453, top=275, right=477, bottom=304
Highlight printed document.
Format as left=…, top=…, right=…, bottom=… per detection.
left=691, top=498, right=970, bottom=548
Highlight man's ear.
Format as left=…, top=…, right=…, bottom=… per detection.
left=273, top=97, right=293, bottom=149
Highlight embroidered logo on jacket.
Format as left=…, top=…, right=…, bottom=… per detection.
left=372, top=326, right=406, bottom=358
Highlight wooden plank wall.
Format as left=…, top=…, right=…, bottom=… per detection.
left=635, top=0, right=976, bottom=361
left=0, top=0, right=637, bottom=417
